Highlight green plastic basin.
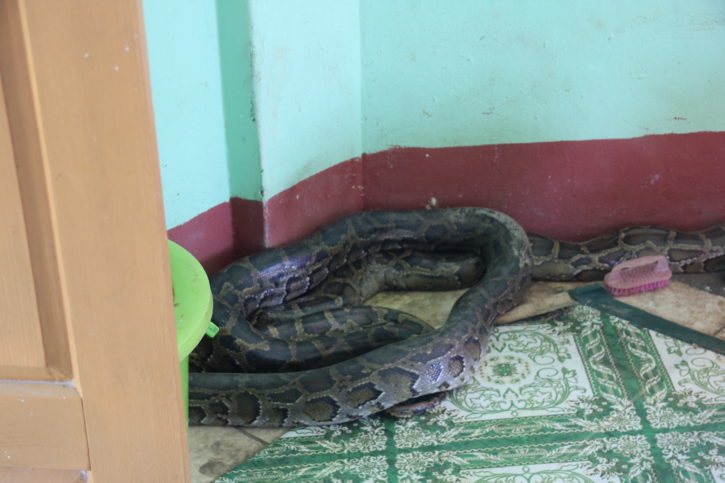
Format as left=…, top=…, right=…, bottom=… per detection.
left=168, top=240, right=218, bottom=420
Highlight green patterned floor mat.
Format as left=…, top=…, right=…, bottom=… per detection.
left=218, top=305, right=725, bottom=482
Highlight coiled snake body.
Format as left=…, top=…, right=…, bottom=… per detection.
left=189, top=208, right=725, bottom=427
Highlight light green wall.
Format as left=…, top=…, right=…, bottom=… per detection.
left=144, top=0, right=262, bottom=229
left=146, top=0, right=725, bottom=224
left=361, top=0, right=725, bottom=152
left=246, top=0, right=725, bottom=198
left=247, top=0, right=362, bottom=200
left=144, top=1, right=229, bottom=228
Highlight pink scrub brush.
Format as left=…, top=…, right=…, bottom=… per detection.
left=603, top=255, right=672, bottom=297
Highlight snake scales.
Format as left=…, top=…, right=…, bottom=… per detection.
left=188, top=208, right=725, bottom=427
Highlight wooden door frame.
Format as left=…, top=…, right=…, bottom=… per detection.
left=0, top=0, right=190, bottom=480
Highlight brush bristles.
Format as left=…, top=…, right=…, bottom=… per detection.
left=604, top=278, right=671, bottom=297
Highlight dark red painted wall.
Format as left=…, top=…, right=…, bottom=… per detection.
left=363, top=132, right=725, bottom=241
left=168, top=198, right=263, bottom=274
left=169, top=132, right=725, bottom=274
left=264, top=158, right=364, bottom=247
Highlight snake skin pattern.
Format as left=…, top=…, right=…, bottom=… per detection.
left=188, top=208, right=725, bottom=427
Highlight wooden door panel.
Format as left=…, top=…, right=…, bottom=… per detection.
left=0, top=383, right=88, bottom=470
left=0, top=1, right=190, bottom=479
left=0, top=468, right=85, bottom=483
left=0, top=78, right=46, bottom=370
left=0, top=0, right=73, bottom=382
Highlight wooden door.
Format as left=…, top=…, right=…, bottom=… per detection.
left=0, top=1, right=190, bottom=481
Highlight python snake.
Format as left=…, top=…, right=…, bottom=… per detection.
left=188, top=208, right=725, bottom=427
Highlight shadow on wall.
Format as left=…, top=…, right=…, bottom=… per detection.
left=215, top=0, right=262, bottom=205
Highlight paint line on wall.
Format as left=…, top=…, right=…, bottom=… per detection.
left=360, top=0, right=725, bottom=154
left=168, top=130, right=725, bottom=274
left=264, top=157, right=363, bottom=247
left=168, top=198, right=263, bottom=275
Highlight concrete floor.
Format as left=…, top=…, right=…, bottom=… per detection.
left=188, top=272, right=725, bottom=482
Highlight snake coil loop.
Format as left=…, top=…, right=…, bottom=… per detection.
left=189, top=208, right=725, bottom=427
